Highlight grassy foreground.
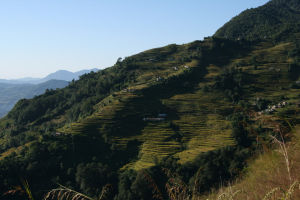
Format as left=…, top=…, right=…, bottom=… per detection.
left=199, top=126, right=300, bottom=200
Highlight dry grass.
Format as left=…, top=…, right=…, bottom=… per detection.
left=44, top=185, right=94, bottom=200
left=199, top=126, right=300, bottom=200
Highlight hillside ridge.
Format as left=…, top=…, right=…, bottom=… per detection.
left=214, top=0, right=300, bottom=40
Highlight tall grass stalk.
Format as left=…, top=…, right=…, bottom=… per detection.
left=216, top=185, right=242, bottom=200
left=44, top=185, right=94, bottom=200
left=284, top=181, right=300, bottom=200
left=270, top=127, right=292, bottom=183
left=21, top=179, right=35, bottom=200
left=262, top=187, right=281, bottom=200
left=98, top=184, right=112, bottom=200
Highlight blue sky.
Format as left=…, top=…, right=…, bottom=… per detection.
left=0, top=0, right=269, bottom=79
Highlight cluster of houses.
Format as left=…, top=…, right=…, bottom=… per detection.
left=52, top=132, right=66, bottom=137
left=147, top=58, right=156, bottom=62
left=156, top=76, right=163, bottom=82
left=172, top=65, right=190, bottom=71
left=122, top=88, right=136, bottom=93
left=268, top=67, right=281, bottom=72
left=143, top=113, right=167, bottom=122
left=258, top=101, right=288, bottom=115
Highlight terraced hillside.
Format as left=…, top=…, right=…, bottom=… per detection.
left=52, top=40, right=247, bottom=171
left=0, top=34, right=299, bottom=200
left=54, top=36, right=300, bottom=172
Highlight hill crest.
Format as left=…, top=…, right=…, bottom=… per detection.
left=214, top=0, right=300, bottom=40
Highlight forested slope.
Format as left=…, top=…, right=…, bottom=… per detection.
left=215, top=0, right=300, bottom=41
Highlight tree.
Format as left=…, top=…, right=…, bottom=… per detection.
left=75, top=162, right=112, bottom=197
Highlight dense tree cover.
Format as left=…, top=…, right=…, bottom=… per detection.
left=213, top=68, right=250, bottom=103
left=0, top=132, right=121, bottom=199
left=215, top=0, right=300, bottom=41
left=288, top=62, right=300, bottom=80
left=75, top=162, right=115, bottom=196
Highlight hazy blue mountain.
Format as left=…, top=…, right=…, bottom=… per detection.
left=0, top=77, right=41, bottom=84
left=0, top=79, right=69, bottom=118
left=41, top=68, right=99, bottom=82
left=0, top=68, right=99, bottom=84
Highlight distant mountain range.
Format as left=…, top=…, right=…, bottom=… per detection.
left=0, top=68, right=99, bottom=84
left=0, top=80, right=69, bottom=117
left=0, top=68, right=99, bottom=117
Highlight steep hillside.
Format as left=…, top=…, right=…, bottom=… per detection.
left=215, top=0, right=300, bottom=41
left=1, top=35, right=300, bottom=199
left=0, top=80, right=69, bottom=118
left=1, top=0, right=300, bottom=199
left=0, top=38, right=254, bottom=199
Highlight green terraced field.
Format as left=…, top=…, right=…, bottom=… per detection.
left=58, top=62, right=236, bottom=170
left=54, top=39, right=300, bottom=171
left=163, top=91, right=235, bottom=164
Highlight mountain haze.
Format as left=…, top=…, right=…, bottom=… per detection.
left=0, top=68, right=99, bottom=84
left=0, top=68, right=99, bottom=117
left=0, top=80, right=69, bottom=118
left=41, top=68, right=99, bottom=82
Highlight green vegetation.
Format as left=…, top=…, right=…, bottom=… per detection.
left=215, top=0, right=300, bottom=41
left=1, top=0, right=300, bottom=199
left=203, top=126, right=300, bottom=200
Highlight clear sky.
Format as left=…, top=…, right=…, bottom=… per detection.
left=0, top=0, right=269, bottom=79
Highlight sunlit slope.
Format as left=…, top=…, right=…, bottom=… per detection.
left=1, top=33, right=299, bottom=175
left=57, top=36, right=300, bottom=171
